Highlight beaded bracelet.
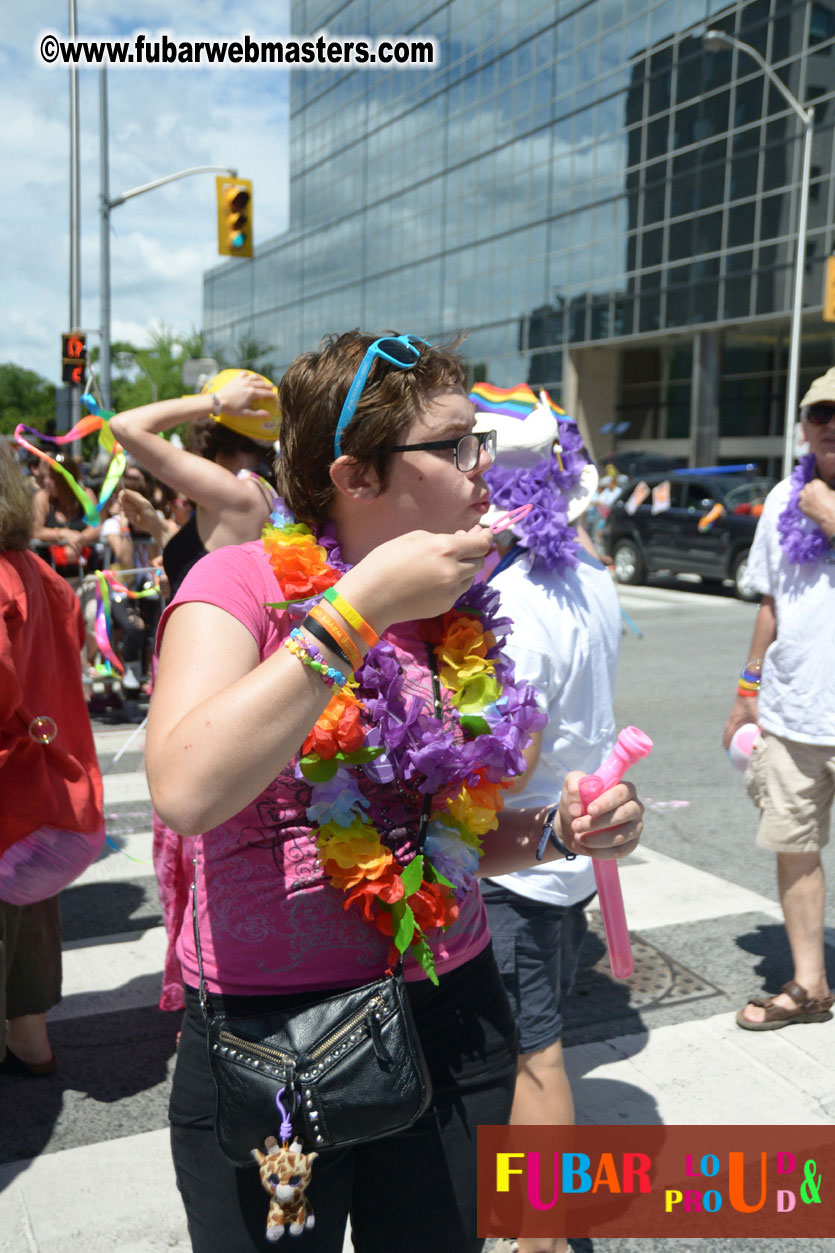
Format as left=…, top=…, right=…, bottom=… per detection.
left=301, top=615, right=354, bottom=669
left=322, top=586, right=379, bottom=647
left=284, top=628, right=347, bottom=688
left=307, top=603, right=363, bottom=671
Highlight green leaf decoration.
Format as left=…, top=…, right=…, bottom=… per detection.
left=400, top=855, right=424, bottom=897
left=411, top=934, right=439, bottom=986
left=391, top=901, right=416, bottom=954
left=337, top=746, right=385, bottom=765
left=424, top=863, right=455, bottom=891
left=460, top=714, right=490, bottom=737
left=298, top=755, right=338, bottom=782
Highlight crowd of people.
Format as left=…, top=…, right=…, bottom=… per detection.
left=1, top=343, right=833, bottom=1253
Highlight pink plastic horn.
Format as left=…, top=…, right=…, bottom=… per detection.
left=578, top=726, right=653, bottom=980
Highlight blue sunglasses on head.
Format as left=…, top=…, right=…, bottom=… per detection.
left=332, top=334, right=431, bottom=459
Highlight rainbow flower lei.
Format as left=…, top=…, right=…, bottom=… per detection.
left=263, top=514, right=546, bottom=983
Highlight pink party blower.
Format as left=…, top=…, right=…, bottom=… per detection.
left=578, top=726, right=653, bottom=980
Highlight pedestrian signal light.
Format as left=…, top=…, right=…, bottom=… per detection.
left=216, top=176, right=253, bottom=258
left=61, top=332, right=87, bottom=385
left=824, top=255, right=835, bottom=323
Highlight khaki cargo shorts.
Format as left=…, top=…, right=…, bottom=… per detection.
left=745, top=730, right=835, bottom=853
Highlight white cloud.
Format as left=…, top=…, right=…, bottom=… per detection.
left=3, top=1, right=291, bottom=385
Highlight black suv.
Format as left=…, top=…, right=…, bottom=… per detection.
left=603, top=471, right=774, bottom=600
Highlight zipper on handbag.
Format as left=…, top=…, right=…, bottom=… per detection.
left=217, top=1029, right=294, bottom=1065
left=309, top=996, right=384, bottom=1060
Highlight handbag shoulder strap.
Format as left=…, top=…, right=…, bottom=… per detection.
left=191, top=856, right=214, bottom=1019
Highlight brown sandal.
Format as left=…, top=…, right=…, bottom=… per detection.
left=736, top=980, right=834, bottom=1031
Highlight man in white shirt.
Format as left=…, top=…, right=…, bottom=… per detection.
left=474, top=392, right=613, bottom=1253
left=724, top=367, right=835, bottom=1030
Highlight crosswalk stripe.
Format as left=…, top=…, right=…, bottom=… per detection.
left=616, top=585, right=743, bottom=610
left=56, top=927, right=166, bottom=1021
left=103, top=772, right=153, bottom=806
left=565, top=1008, right=835, bottom=1127
left=0, top=1128, right=190, bottom=1252
left=82, top=831, right=155, bottom=883
left=613, top=845, right=782, bottom=931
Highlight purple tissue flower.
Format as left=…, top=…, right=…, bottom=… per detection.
left=776, top=453, right=830, bottom=565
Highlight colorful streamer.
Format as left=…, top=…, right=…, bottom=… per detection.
left=14, top=399, right=125, bottom=524
left=94, top=572, right=123, bottom=674
left=93, top=568, right=161, bottom=677
left=15, top=425, right=102, bottom=526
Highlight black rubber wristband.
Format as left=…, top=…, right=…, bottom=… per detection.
left=301, top=616, right=353, bottom=669
left=535, top=803, right=578, bottom=862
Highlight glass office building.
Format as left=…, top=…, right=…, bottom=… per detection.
left=203, top=0, right=835, bottom=470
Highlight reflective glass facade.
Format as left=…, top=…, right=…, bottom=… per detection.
left=203, top=0, right=835, bottom=468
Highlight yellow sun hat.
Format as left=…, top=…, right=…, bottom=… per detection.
left=201, top=369, right=280, bottom=444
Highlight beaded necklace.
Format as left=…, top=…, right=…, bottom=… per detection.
left=263, top=514, right=546, bottom=982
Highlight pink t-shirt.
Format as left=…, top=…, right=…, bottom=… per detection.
left=156, top=541, right=489, bottom=995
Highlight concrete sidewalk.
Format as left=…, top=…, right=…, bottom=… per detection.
left=2, top=1008, right=832, bottom=1252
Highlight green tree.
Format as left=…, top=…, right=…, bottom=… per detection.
left=90, top=324, right=207, bottom=413
left=0, top=364, right=56, bottom=436
left=219, top=333, right=278, bottom=382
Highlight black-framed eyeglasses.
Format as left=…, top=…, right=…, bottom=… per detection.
left=805, top=403, right=835, bottom=426
left=333, top=334, right=431, bottom=458
left=389, top=429, right=497, bottom=473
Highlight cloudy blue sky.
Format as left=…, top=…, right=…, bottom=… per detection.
left=5, top=1, right=291, bottom=385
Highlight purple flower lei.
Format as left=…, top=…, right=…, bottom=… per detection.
left=483, top=417, right=588, bottom=572
left=309, top=525, right=546, bottom=807
left=776, top=454, right=830, bottom=565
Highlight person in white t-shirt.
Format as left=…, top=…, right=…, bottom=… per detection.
left=724, top=366, right=835, bottom=1031
left=474, top=393, right=615, bottom=1253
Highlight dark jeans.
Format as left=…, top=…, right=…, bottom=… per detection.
left=170, top=944, right=517, bottom=1253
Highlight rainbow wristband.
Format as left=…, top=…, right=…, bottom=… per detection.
left=322, top=587, right=379, bottom=647
left=284, top=628, right=348, bottom=688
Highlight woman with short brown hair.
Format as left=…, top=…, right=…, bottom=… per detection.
left=147, top=331, right=643, bottom=1252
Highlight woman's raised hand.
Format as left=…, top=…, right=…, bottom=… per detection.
left=340, top=526, right=493, bottom=631
left=215, top=371, right=276, bottom=419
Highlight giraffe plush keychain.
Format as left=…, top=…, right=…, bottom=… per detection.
left=251, top=1089, right=317, bottom=1241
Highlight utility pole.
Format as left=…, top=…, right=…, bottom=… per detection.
left=68, top=0, right=81, bottom=430
left=100, top=69, right=112, bottom=408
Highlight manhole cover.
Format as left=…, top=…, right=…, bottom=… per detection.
left=565, top=913, right=721, bottom=1031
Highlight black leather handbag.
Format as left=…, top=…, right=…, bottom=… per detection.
left=192, top=865, right=433, bottom=1167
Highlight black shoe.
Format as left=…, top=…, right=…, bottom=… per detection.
left=0, top=1047, right=57, bottom=1077
left=569, top=1240, right=594, bottom=1253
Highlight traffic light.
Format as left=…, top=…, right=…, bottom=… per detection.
left=216, top=176, right=253, bottom=258
left=61, top=332, right=87, bottom=385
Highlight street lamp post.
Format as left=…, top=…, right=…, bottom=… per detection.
left=98, top=68, right=237, bottom=409
left=703, top=29, right=814, bottom=479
